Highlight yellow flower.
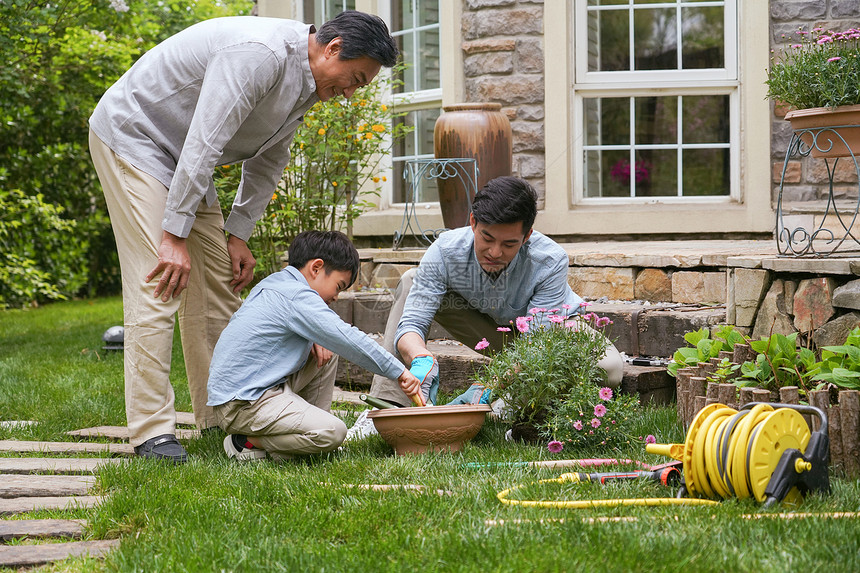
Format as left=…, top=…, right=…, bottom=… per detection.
left=365, top=133, right=373, bottom=139
left=382, top=176, right=387, bottom=182
left=371, top=124, right=385, bottom=132
left=357, top=124, right=365, bottom=132
left=332, top=181, right=338, bottom=186
left=271, top=193, right=277, bottom=201
left=381, top=105, right=387, bottom=111
left=300, top=143, right=304, bottom=150
left=318, top=128, right=326, bottom=135
left=359, top=99, right=368, bottom=106
left=372, top=176, right=380, bottom=183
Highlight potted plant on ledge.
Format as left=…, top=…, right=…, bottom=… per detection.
left=767, top=27, right=860, bottom=157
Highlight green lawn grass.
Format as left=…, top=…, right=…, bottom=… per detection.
left=2, top=298, right=860, bottom=572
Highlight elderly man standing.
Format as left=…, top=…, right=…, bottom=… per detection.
left=89, top=11, right=397, bottom=462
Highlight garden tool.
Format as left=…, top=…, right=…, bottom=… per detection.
left=359, top=394, right=401, bottom=409
left=558, top=464, right=681, bottom=488
left=646, top=402, right=830, bottom=508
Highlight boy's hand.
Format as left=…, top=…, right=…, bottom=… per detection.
left=397, top=369, right=422, bottom=400
left=310, top=343, right=333, bottom=368
left=409, top=354, right=439, bottom=406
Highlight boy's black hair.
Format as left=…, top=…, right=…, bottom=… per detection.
left=316, top=10, right=399, bottom=68
left=470, top=176, right=538, bottom=235
left=288, top=230, right=360, bottom=287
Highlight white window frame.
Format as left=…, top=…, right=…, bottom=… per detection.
left=572, top=0, right=740, bottom=205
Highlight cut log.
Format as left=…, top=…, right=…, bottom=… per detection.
left=0, top=475, right=95, bottom=498
left=0, top=539, right=119, bottom=568
left=0, top=519, right=86, bottom=541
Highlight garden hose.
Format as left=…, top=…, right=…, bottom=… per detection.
left=497, top=402, right=830, bottom=510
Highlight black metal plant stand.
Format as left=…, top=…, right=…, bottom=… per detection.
left=393, top=158, right=479, bottom=250
left=776, top=124, right=860, bottom=257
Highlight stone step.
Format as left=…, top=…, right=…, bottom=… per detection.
left=619, top=365, right=675, bottom=405
left=0, top=440, right=134, bottom=456
left=66, top=426, right=199, bottom=441
left=1, top=475, right=95, bottom=498
left=0, top=458, right=122, bottom=475
left=0, top=518, right=86, bottom=541
left=0, top=496, right=103, bottom=516
left=0, top=539, right=119, bottom=568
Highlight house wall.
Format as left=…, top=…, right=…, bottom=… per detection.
left=770, top=1, right=860, bottom=205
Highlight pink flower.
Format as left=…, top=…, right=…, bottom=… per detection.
left=596, top=316, right=612, bottom=328
left=548, top=308, right=559, bottom=314
left=573, top=420, right=583, bottom=431
left=791, top=43, right=802, bottom=48
left=549, top=315, right=564, bottom=324
left=828, top=56, right=842, bottom=62
left=594, top=404, right=607, bottom=418
left=645, top=434, right=656, bottom=444
left=598, top=387, right=613, bottom=401
left=564, top=320, right=578, bottom=329
left=591, top=418, right=601, bottom=429
left=579, top=301, right=592, bottom=308
left=547, top=440, right=564, bottom=453
left=528, top=307, right=546, bottom=315
left=515, top=316, right=530, bottom=333
left=474, top=338, right=489, bottom=351
left=562, top=304, right=572, bottom=310
left=497, top=326, right=511, bottom=332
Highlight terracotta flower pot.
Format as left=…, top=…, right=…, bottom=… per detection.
left=368, top=404, right=491, bottom=455
left=784, top=104, right=860, bottom=158
left=433, top=103, right=512, bottom=229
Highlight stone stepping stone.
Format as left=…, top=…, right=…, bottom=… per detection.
left=0, top=496, right=103, bottom=516
left=1, top=475, right=95, bottom=498
left=0, top=539, right=119, bottom=568
left=0, top=457, right=122, bottom=475
left=0, top=440, right=134, bottom=456
left=0, top=518, right=86, bottom=541
left=66, top=426, right=199, bottom=441
left=332, top=387, right=364, bottom=405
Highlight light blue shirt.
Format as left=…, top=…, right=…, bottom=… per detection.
left=394, top=226, right=583, bottom=346
left=90, top=17, right=319, bottom=241
left=207, top=266, right=405, bottom=405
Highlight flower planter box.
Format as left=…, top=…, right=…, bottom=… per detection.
left=675, top=343, right=860, bottom=478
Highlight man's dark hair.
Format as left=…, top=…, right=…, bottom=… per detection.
left=288, top=230, right=360, bottom=287
left=316, top=10, right=398, bottom=68
left=471, top=176, right=538, bottom=235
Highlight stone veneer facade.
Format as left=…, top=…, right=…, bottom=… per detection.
left=770, top=0, right=860, bottom=205
left=461, top=0, right=546, bottom=205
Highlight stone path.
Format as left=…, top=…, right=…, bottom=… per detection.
left=0, top=411, right=196, bottom=569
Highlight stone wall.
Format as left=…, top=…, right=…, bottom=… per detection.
left=770, top=0, right=860, bottom=204
left=461, top=0, right=546, bottom=203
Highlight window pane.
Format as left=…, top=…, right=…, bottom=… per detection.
left=394, top=32, right=415, bottom=93
left=589, top=0, right=628, bottom=5
left=683, top=148, right=729, bottom=196
left=634, top=8, right=677, bottom=70
left=588, top=8, right=629, bottom=72
left=682, top=95, right=729, bottom=144
left=392, top=108, right=440, bottom=203
left=682, top=6, right=724, bottom=69
left=417, top=29, right=441, bottom=91
left=586, top=97, right=629, bottom=145
left=599, top=150, right=632, bottom=198
left=636, top=149, right=676, bottom=196
left=635, top=96, right=677, bottom=145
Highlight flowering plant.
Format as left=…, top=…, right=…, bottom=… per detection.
left=471, top=307, right=637, bottom=447
left=766, top=27, right=860, bottom=110
left=545, top=384, right=640, bottom=450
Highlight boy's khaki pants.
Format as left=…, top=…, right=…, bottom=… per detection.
left=370, top=268, right=625, bottom=407
left=213, top=356, right=347, bottom=455
left=89, top=130, right=241, bottom=446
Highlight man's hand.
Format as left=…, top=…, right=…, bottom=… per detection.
left=409, top=354, right=439, bottom=406
left=227, top=234, right=256, bottom=293
left=146, top=231, right=191, bottom=302
left=310, top=343, right=333, bottom=368
left=397, top=369, right=423, bottom=403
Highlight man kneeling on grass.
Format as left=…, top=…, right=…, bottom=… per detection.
left=207, top=230, right=423, bottom=461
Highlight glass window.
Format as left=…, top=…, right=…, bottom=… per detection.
left=389, top=0, right=441, bottom=204
left=303, top=0, right=355, bottom=27
left=577, top=0, right=736, bottom=200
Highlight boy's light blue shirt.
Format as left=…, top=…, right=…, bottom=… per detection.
left=394, top=226, right=583, bottom=346
left=207, top=266, right=404, bottom=405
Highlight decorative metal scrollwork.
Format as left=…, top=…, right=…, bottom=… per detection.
left=776, top=125, right=860, bottom=257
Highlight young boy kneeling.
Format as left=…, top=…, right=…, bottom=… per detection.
left=207, top=231, right=422, bottom=460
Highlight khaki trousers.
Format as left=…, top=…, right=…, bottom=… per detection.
left=213, top=356, right=346, bottom=455
left=89, top=130, right=241, bottom=446
left=369, top=268, right=624, bottom=406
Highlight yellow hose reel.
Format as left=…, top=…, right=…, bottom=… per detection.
left=497, top=403, right=830, bottom=510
